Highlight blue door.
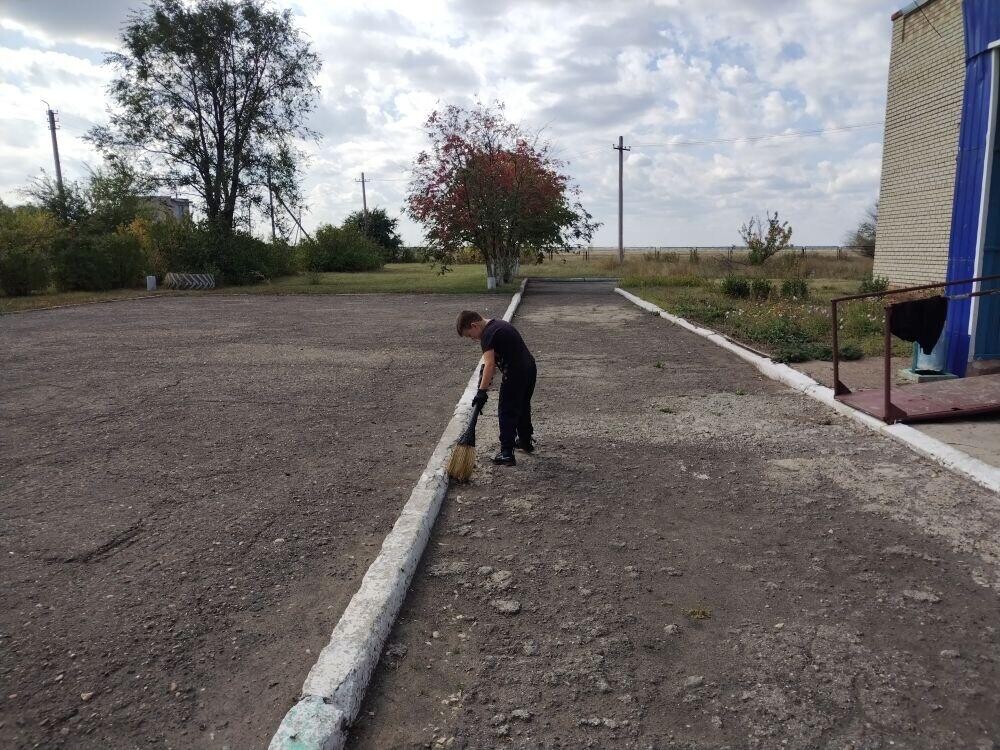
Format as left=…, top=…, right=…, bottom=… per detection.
left=975, top=134, right=1000, bottom=359
left=976, top=243, right=1000, bottom=358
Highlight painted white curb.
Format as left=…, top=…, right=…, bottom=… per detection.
left=615, top=287, right=1000, bottom=495
left=269, top=279, right=528, bottom=750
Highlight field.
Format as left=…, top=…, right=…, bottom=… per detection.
left=1, top=250, right=902, bottom=365
left=0, top=292, right=510, bottom=749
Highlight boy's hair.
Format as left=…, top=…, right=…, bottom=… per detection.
left=456, top=310, right=484, bottom=335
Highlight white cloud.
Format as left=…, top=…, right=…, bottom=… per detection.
left=0, top=0, right=899, bottom=244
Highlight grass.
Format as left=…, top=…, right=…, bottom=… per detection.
left=620, top=250, right=910, bottom=362
left=230, top=263, right=518, bottom=295
left=0, top=263, right=517, bottom=313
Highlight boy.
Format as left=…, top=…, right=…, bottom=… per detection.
left=456, top=310, right=537, bottom=466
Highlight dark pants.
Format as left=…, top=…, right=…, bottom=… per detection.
left=498, top=360, right=536, bottom=452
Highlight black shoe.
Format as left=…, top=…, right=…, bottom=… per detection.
left=514, top=438, right=535, bottom=453
left=492, top=450, right=516, bottom=466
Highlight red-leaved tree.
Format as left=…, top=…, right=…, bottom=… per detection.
left=407, top=102, right=598, bottom=287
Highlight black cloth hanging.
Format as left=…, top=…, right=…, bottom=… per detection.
left=888, top=295, right=948, bottom=355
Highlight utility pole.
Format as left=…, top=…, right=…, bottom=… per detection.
left=44, top=102, right=64, bottom=198
left=355, top=172, right=369, bottom=232
left=613, top=136, right=630, bottom=264
left=267, top=164, right=276, bottom=241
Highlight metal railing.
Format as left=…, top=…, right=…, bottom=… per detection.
left=831, top=273, right=1000, bottom=423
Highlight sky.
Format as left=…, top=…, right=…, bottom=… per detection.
left=0, top=0, right=901, bottom=246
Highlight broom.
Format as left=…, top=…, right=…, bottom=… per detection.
left=447, top=372, right=486, bottom=483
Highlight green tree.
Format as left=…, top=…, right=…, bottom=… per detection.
left=88, top=0, right=320, bottom=234
left=341, top=207, right=403, bottom=261
left=739, top=211, right=793, bottom=265
left=24, top=163, right=154, bottom=234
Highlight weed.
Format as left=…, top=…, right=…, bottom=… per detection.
left=721, top=275, right=751, bottom=298
left=658, top=406, right=674, bottom=414
left=780, top=277, right=809, bottom=299
left=654, top=360, right=664, bottom=369
left=859, top=272, right=889, bottom=294
left=735, top=388, right=747, bottom=396
left=750, top=278, right=773, bottom=300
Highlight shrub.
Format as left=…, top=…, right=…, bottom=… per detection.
left=839, top=343, right=864, bottom=360
left=0, top=247, right=51, bottom=296
left=859, top=272, right=889, bottom=294
left=721, top=275, right=751, bottom=298
left=298, top=225, right=385, bottom=272
left=688, top=248, right=700, bottom=264
left=215, top=232, right=295, bottom=285
left=750, top=278, right=773, bottom=300
left=53, top=233, right=147, bottom=291
left=341, top=207, right=403, bottom=261
left=781, top=278, right=809, bottom=299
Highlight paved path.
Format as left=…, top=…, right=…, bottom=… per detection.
left=350, top=281, right=1000, bottom=750
left=0, top=293, right=510, bottom=750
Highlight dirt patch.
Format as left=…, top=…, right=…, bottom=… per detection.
left=793, top=355, right=910, bottom=390
left=0, top=293, right=509, bottom=750
left=349, top=282, right=1000, bottom=750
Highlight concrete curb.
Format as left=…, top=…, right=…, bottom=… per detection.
left=269, top=278, right=529, bottom=750
left=615, top=287, right=1000, bottom=495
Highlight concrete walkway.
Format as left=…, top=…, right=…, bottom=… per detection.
left=349, top=281, right=1000, bottom=750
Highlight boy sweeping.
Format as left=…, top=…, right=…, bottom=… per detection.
left=456, top=311, right=537, bottom=466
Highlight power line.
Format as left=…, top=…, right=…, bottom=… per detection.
left=632, top=121, right=883, bottom=148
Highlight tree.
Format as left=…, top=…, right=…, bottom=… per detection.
left=23, top=172, right=88, bottom=226
left=407, top=102, right=598, bottom=286
left=844, top=200, right=878, bottom=258
left=342, top=207, right=403, bottom=261
left=24, top=163, right=154, bottom=234
left=88, top=0, right=320, bottom=234
left=739, top=211, right=793, bottom=265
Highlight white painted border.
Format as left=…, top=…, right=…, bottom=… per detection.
left=268, top=280, right=528, bottom=750
left=615, top=287, right=1000, bottom=495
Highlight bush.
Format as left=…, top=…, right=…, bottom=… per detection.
left=398, top=246, right=422, bottom=263
left=721, top=275, right=751, bottom=298
left=750, top=278, right=773, bottom=300
left=298, top=225, right=385, bottom=272
left=215, top=232, right=295, bottom=285
left=53, top=233, right=147, bottom=291
left=0, top=247, right=51, bottom=296
left=780, top=277, right=809, bottom=299
left=859, top=272, right=889, bottom=294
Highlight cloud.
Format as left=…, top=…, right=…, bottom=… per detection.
left=0, top=0, right=899, bottom=245
left=0, top=0, right=137, bottom=46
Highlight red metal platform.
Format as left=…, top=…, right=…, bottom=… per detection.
left=837, top=373, right=1000, bottom=423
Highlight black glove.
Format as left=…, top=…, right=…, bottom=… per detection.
left=472, top=389, right=488, bottom=408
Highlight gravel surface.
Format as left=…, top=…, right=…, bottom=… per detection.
left=0, top=293, right=510, bottom=750
left=349, top=281, right=1000, bottom=750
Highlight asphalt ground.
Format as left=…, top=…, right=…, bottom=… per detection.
left=0, top=293, right=509, bottom=749
left=350, top=281, right=1000, bottom=750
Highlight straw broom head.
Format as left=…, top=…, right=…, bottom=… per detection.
left=447, top=443, right=476, bottom=483
left=447, top=398, right=484, bottom=483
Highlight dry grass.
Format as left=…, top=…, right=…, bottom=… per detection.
left=601, top=249, right=873, bottom=286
